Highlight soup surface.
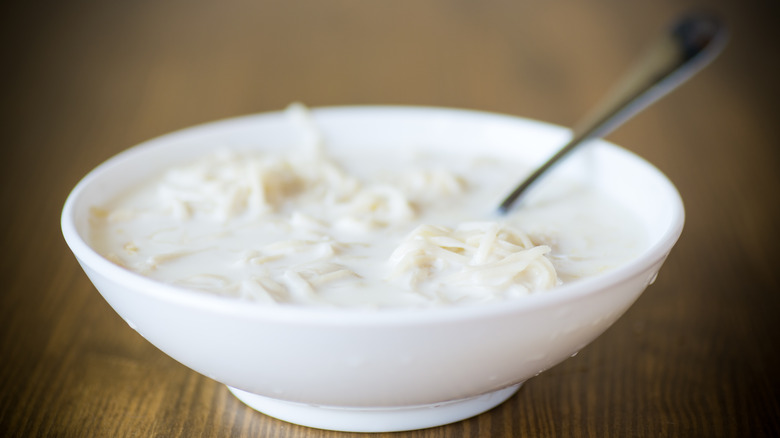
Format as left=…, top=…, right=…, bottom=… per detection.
left=89, top=106, right=645, bottom=308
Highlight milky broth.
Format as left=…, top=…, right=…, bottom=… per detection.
left=88, top=108, right=646, bottom=309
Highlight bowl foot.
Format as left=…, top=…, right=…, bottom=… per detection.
left=227, top=383, right=522, bottom=432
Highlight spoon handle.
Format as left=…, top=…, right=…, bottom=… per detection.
left=497, top=11, right=727, bottom=214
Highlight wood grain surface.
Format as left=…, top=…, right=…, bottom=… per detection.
left=2, top=1, right=779, bottom=437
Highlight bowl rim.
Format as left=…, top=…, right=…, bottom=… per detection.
left=61, top=105, right=685, bottom=327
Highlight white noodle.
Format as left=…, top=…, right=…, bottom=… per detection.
left=388, top=222, right=560, bottom=298
left=89, top=104, right=605, bottom=307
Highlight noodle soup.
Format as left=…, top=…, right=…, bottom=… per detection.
left=88, top=105, right=645, bottom=308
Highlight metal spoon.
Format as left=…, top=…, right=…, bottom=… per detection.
left=497, top=11, right=727, bottom=214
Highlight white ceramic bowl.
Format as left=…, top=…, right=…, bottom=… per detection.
left=61, top=107, right=684, bottom=432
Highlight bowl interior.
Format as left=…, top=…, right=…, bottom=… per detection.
left=63, top=106, right=684, bottom=319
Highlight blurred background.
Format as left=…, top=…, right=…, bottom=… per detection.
left=2, top=0, right=778, bottom=436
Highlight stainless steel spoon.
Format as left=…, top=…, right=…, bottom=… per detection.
left=497, top=11, right=728, bottom=214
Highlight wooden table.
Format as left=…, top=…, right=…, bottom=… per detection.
left=3, top=1, right=779, bottom=436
